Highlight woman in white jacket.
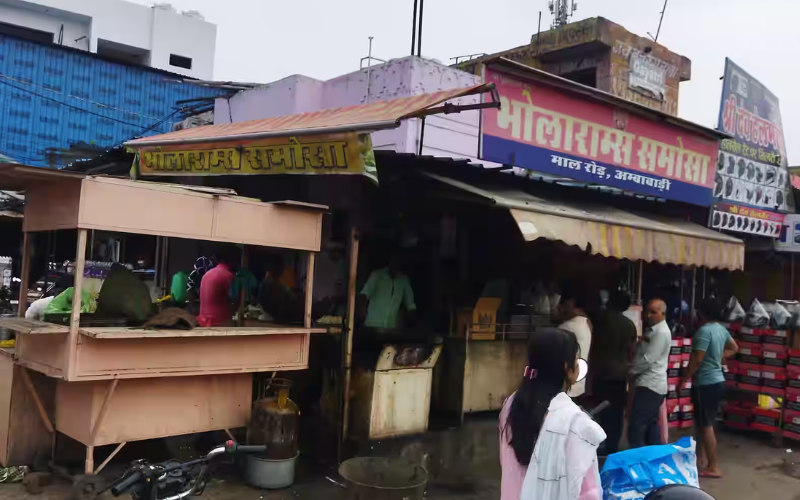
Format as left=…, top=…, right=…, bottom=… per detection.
left=499, top=328, right=606, bottom=500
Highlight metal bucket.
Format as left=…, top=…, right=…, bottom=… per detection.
left=244, top=452, right=298, bottom=489
left=338, top=457, right=427, bottom=500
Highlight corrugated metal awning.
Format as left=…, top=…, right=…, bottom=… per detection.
left=424, top=172, right=744, bottom=270
left=126, top=83, right=496, bottom=148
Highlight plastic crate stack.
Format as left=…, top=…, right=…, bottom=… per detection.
left=667, top=338, right=694, bottom=429
left=787, top=349, right=800, bottom=441
left=722, top=321, right=798, bottom=440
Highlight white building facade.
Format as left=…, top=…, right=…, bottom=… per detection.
left=215, top=56, right=485, bottom=162
left=0, top=0, right=216, bottom=79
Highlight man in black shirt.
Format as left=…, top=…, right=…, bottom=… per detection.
left=590, top=290, right=637, bottom=454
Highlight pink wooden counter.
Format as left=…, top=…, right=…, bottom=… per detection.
left=0, top=165, right=327, bottom=473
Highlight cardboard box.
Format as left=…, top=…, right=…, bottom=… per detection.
left=472, top=297, right=502, bottom=336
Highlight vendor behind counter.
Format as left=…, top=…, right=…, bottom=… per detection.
left=355, top=254, right=438, bottom=366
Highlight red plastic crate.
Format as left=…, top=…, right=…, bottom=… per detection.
left=787, top=387, right=800, bottom=411
left=762, top=344, right=789, bottom=367
left=751, top=422, right=779, bottom=433
left=761, top=329, right=789, bottom=346
left=784, top=409, right=800, bottom=426
left=788, top=364, right=800, bottom=389
left=739, top=342, right=763, bottom=356
left=783, top=429, right=800, bottom=441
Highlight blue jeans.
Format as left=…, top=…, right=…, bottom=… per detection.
left=628, top=386, right=664, bottom=449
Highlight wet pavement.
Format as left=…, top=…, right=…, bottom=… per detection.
left=0, top=428, right=795, bottom=500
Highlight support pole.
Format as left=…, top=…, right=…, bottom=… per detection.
left=304, top=252, right=316, bottom=329
left=637, top=260, right=643, bottom=305
left=90, top=379, right=119, bottom=444
left=94, top=442, right=126, bottom=474
left=17, top=232, right=31, bottom=318
left=65, top=229, right=87, bottom=381
left=341, top=228, right=359, bottom=444
left=20, top=368, right=53, bottom=433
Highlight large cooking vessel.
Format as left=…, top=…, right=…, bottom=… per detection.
left=337, top=457, right=427, bottom=500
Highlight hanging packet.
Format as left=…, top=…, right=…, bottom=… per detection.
left=769, top=301, right=791, bottom=330
left=744, top=298, right=769, bottom=328
left=723, top=296, right=746, bottom=323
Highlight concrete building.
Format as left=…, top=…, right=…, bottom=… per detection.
left=0, top=0, right=216, bottom=79
left=459, top=17, right=691, bottom=117
left=215, top=56, right=484, bottom=161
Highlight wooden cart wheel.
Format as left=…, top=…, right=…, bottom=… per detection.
left=71, top=474, right=105, bottom=500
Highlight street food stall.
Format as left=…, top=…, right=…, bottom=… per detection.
left=0, top=164, right=326, bottom=473
left=416, top=170, right=745, bottom=422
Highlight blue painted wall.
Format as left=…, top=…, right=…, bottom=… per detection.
left=0, top=34, right=227, bottom=167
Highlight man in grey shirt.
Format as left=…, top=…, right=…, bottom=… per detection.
left=628, top=298, right=671, bottom=448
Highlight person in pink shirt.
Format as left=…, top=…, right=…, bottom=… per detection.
left=196, top=252, right=237, bottom=327
left=499, top=327, right=605, bottom=500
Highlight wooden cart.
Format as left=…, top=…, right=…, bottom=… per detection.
left=0, top=166, right=326, bottom=474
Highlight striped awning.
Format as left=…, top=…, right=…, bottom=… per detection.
left=426, top=172, right=744, bottom=270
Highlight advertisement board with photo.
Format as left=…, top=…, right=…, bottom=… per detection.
left=712, top=59, right=793, bottom=225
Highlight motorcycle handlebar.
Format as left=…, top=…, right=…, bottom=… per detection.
left=110, top=471, right=143, bottom=496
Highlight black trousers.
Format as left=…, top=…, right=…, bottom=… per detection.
left=628, top=386, right=665, bottom=449
left=594, top=379, right=628, bottom=454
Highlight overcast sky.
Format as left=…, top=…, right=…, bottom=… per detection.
left=136, top=0, right=799, bottom=162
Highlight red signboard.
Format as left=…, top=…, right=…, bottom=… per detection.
left=480, top=68, right=719, bottom=205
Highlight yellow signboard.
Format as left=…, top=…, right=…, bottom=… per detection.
left=136, top=133, right=375, bottom=177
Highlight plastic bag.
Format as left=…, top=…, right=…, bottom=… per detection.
left=43, top=287, right=96, bottom=316
left=769, top=301, right=791, bottom=330
left=722, top=296, right=745, bottom=323
left=600, top=437, right=698, bottom=500
left=744, top=298, right=769, bottom=328
left=781, top=301, right=800, bottom=330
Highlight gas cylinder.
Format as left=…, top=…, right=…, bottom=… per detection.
left=248, top=378, right=299, bottom=460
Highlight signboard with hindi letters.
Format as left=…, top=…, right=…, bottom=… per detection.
left=135, top=132, right=376, bottom=178
left=480, top=67, right=718, bottom=205
left=710, top=202, right=783, bottom=238
left=713, top=59, right=793, bottom=217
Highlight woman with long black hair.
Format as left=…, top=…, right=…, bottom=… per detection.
left=499, top=327, right=606, bottom=500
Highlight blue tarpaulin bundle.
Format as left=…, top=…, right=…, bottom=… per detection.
left=600, top=437, right=699, bottom=500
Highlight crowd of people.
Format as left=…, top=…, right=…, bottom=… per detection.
left=499, top=290, right=739, bottom=500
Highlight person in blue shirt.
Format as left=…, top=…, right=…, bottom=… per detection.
left=680, top=298, right=738, bottom=479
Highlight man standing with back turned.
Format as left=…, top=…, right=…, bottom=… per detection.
left=680, top=298, right=738, bottom=479
left=629, top=298, right=671, bottom=448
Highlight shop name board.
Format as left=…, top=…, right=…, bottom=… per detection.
left=480, top=68, right=717, bottom=205
left=712, top=58, right=793, bottom=215
left=720, top=94, right=785, bottom=163
left=629, top=52, right=667, bottom=99
left=711, top=202, right=783, bottom=237
left=137, top=133, right=375, bottom=176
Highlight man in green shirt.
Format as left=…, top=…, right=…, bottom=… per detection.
left=359, top=256, right=416, bottom=329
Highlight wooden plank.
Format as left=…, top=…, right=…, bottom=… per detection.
left=65, top=229, right=87, bottom=381
left=7, top=365, right=55, bottom=466
left=19, top=368, right=54, bottom=433
left=73, top=331, right=311, bottom=379
left=94, top=442, right=126, bottom=474
left=79, top=326, right=326, bottom=339
left=0, top=319, right=69, bottom=335
left=90, top=379, right=118, bottom=444
left=56, top=374, right=251, bottom=446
